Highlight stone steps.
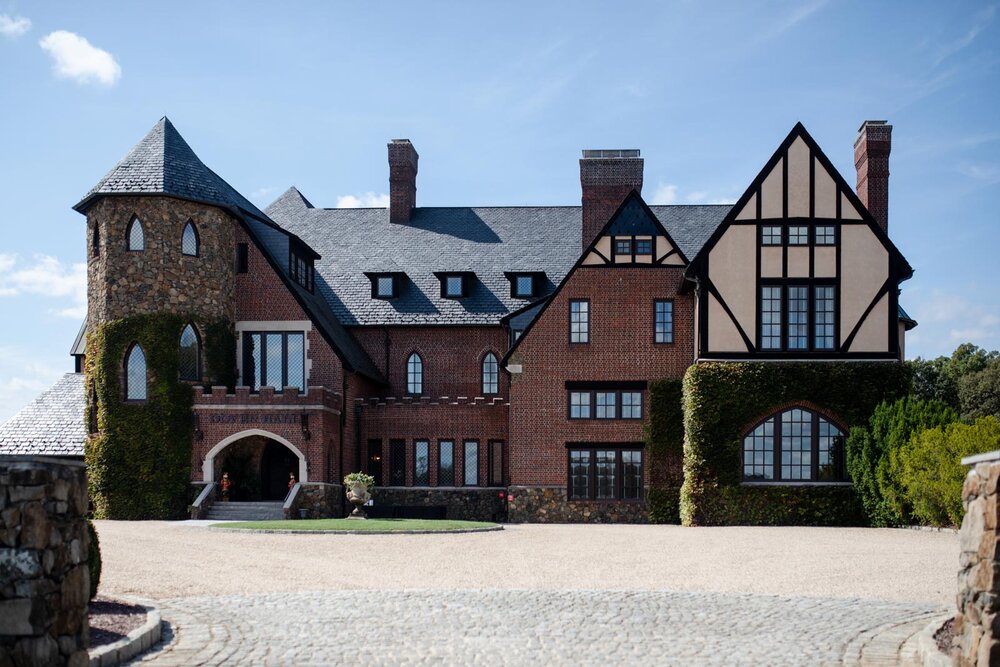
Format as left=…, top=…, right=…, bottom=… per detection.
left=205, top=502, right=284, bottom=521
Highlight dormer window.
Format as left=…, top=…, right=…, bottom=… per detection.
left=289, top=248, right=314, bottom=292
left=435, top=272, right=473, bottom=299
left=506, top=272, right=545, bottom=299
left=367, top=272, right=403, bottom=299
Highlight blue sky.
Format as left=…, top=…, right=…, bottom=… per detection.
left=0, top=1, right=997, bottom=421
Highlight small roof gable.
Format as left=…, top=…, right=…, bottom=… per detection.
left=0, top=373, right=85, bottom=457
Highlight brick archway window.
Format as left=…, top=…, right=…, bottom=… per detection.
left=124, top=343, right=147, bottom=401
left=482, top=352, right=498, bottom=395
left=406, top=353, right=423, bottom=395
left=127, top=216, right=145, bottom=251
left=742, top=407, right=847, bottom=483
left=179, top=323, right=201, bottom=381
left=182, top=221, right=199, bottom=257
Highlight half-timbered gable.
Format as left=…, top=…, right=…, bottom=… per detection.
left=687, top=123, right=913, bottom=360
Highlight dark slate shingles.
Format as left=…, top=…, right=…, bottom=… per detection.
left=0, top=374, right=85, bottom=457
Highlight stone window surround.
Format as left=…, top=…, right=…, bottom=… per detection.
left=235, top=320, right=313, bottom=389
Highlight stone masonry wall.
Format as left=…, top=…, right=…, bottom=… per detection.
left=955, top=452, right=1000, bottom=666
left=372, top=487, right=506, bottom=522
left=507, top=486, right=648, bottom=523
left=0, top=456, right=89, bottom=667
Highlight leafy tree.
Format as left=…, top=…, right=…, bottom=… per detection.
left=958, top=360, right=1000, bottom=422
left=846, top=396, right=958, bottom=526
left=909, top=343, right=999, bottom=414
left=898, top=417, right=1000, bottom=526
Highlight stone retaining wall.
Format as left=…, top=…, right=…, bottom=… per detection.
left=954, top=451, right=1000, bottom=666
left=372, top=488, right=506, bottom=522
left=507, top=486, right=648, bottom=523
left=0, top=455, right=89, bottom=666
left=285, top=483, right=342, bottom=519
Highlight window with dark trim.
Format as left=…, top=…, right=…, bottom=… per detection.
left=514, top=275, right=534, bottom=297
left=463, top=440, right=479, bottom=486
left=406, top=352, right=423, bottom=395
left=787, top=226, right=809, bottom=245
left=482, top=352, right=499, bottom=395
left=569, top=300, right=589, bottom=343
left=413, top=440, right=430, bottom=486
left=614, top=239, right=632, bottom=256
left=506, top=272, right=544, bottom=298
left=126, top=217, right=145, bottom=251
left=489, top=440, right=504, bottom=487
left=567, top=447, right=643, bottom=501
left=178, top=323, right=201, bottom=381
left=595, top=392, right=617, bottom=419
left=654, top=300, right=673, bottom=344
left=815, top=226, right=836, bottom=245
left=438, top=440, right=455, bottom=486
left=182, top=221, right=199, bottom=257
left=367, top=439, right=383, bottom=486
left=436, top=272, right=472, bottom=299
left=124, top=343, right=147, bottom=401
left=635, top=239, right=652, bottom=255
left=289, top=248, right=314, bottom=292
left=235, top=243, right=249, bottom=273
left=814, top=286, right=835, bottom=350
left=569, top=391, right=591, bottom=419
left=759, top=283, right=837, bottom=352
left=568, top=389, right=643, bottom=420
left=741, top=407, right=847, bottom=483
left=762, top=225, right=782, bottom=245
left=242, top=331, right=306, bottom=392
left=389, top=439, right=406, bottom=486
left=367, top=273, right=402, bottom=299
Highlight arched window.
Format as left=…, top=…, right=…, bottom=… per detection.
left=127, top=217, right=145, bottom=251
left=124, top=343, right=147, bottom=401
left=742, top=407, right=846, bottom=482
left=179, top=323, right=201, bottom=381
left=92, top=222, right=100, bottom=258
left=182, top=221, right=199, bottom=256
left=482, top=352, right=499, bottom=394
left=406, top=352, right=423, bottom=395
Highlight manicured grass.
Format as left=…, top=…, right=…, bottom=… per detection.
left=209, top=518, right=500, bottom=532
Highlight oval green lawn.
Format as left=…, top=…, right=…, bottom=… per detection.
left=208, top=518, right=501, bottom=533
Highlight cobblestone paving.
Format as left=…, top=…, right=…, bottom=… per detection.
left=132, top=590, right=939, bottom=666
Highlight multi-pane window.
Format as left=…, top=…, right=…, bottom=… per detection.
left=760, top=287, right=783, bottom=350
left=178, top=323, right=200, bottom=381
left=569, top=392, right=591, bottom=419
left=635, top=239, right=652, bottom=255
left=621, top=392, right=643, bottom=419
left=654, top=301, right=673, bottom=343
left=182, top=221, right=199, bottom=256
left=814, top=287, right=836, bottom=350
left=787, top=286, right=809, bottom=350
left=787, top=226, right=809, bottom=245
left=614, top=239, right=632, bottom=255
left=443, top=275, right=464, bottom=298
left=762, top=225, right=782, bottom=245
left=124, top=343, right=147, bottom=401
left=567, top=448, right=643, bottom=501
left=390, top=439, right=406, bottom=486
left=414, top=440, right=430, bottom=486
left=463, top=440, right=479, bottom=486
left=815, top=226, right=836, bottom=245
left=289, top=250, right=314, bottom=292
left=438, top=440, right=455, bottom=486
left=514, top=275, right=534, bottom=298
left=242, top=332, right=306, bottom=392
left=569, top=300, right=589, bottom=343
left=406, top=353, right=423, bottom=394
left=741, top=408, right=846, bottom=482
left=482, top=353, right=499, bottom=394
left=376, top=276, right=395, bottom=298
left=127, top=217, right=145, bottom=251
left=595, top=392, right=617, bottom=419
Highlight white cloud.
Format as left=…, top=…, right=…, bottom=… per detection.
left=650, top=183, right=678, bottom=205
left=0, top=254, right=87, bottom=319
left=0, top=349, right=65, bottom=425
left=906, top=289, right=1000, bottom=358
left=934, top=4, right=997, bottom=67
left=251, top=186, right=280, bottom=204
left=649, top=183, right=735, bottom=206
left=39, top=30, right=121, bottom=86
left=335, top=192, right=390, bottom=208
left=0, top=14, right=31, bottom=37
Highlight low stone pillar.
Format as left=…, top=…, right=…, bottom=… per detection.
left=0, top=456, right=89, bottom=666
left=955, top=450, right=1000, bottom=666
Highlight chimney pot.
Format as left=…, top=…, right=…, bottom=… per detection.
left=388, top=139, right=418, bottom=224
left=579, top=149, right=643, bottom=250
left=854, top=121, right=891, bottom=233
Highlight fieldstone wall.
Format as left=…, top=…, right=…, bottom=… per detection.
left=955, top=451, right=1000, bottom=667
left=372, top=488, right=506, bottom=522
left=507, top=486, right=648, bottom=523
left=0, top=456, right=89, bottom=667
left=286, top=483, right=342, bottom=519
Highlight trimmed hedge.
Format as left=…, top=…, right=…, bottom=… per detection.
left=86, top=313, right=232, bottom=519
left=645, top=378, right=684, bottom=523
left=679, top=361, right=911, bottom=526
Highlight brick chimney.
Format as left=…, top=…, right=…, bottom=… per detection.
left=854, top=121, right=892, bottom=234
left=388, top=139, right=418, bottom=224
left=580, top=149, right=643, bottom=250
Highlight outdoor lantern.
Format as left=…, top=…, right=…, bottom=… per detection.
left=301, top=413, right=311, bottom=440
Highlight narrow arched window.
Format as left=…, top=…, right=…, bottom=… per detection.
left=179, top=323, right=201, bottom=381
left=182, top=221, right=199, bottom=256
left=482, top=352, right=498, bottom=394
left=406, top=353, right=423, bottom=395
left=742, top=407, right=846, bottom=483
left=127, top=217, right=145, bottom=251
left=92, top=222, right=100, bottom=258
left=124, top=343, right=147, bottom=400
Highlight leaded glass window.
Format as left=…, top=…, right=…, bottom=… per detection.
left=463, top=440, right=479, bottom=486
left=596, top=450, right=616, bottom=499
left=444, top=275, right=464, bottom=297
left=787, top=286, right=809, bottom=350
left=125, top=344, right=147, bottom=401
left=414, top=440, right=429, bottom=486
left=818, top=418, right=846, bottom=481
left=569, top=300, right=589, bottom=343
left=182, top=221, right=199, bottom=256
left=568, top=448, right=643, bottom=501
left=761, top=287, right=783, bottom=349
left=438, top=440, right=455, bottom=486
left=781, top=408, right=812, bottom=480
left=390, top=439, right=406, bottom=486
left=569, top=450, right=591, bottom=499
left=482, top=353, right=499, bottom=394
left=743, top=418, right=775, bottom=481
left=622, top=450, right=642, bottom=500
left=178, top=324, right=200, bottom=381
left=127, top=217, right=144, bottom=251
left=595, top=392, right=617, bottom=419
left=242, top=332, right=306, bottom=392
left=514, top=275, right=534, bottom=297
left=406, top=353, right=423, bottom=395
left=741, top=408, right=847, bottom=483
left=655, top=300, right=673, bottom=343
left=376, top=276, right=395, bottom=298
left=814, top=286, right=835, bottom=350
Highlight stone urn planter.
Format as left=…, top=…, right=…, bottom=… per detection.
left=343, top=472, right=375, bottom=520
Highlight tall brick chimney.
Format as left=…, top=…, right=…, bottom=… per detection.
left=388, top=139, right=418, bottom=224
left=854, top=120, right=892, bottom=234
left=580, top=149, right=643, bottom=250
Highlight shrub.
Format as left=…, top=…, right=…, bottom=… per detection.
left=898, top=417, right=1000, bottom=526
left=846, top=397, right=958, bottom=526
left=958, top=360, right=1000, bottom=422
left=645, top=379, right=684, bottom=524
left=87, top=519, right=101, bottom=600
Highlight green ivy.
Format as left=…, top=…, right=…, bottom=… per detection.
left=87, top=519, right=101, bottom=599
left=678, top=361, right=911, bottom=526
left=645, top=379, right=684, bottom=523
left=203, top=319, right=237, bottom=391
left=85, top=313, right=233, bottom=519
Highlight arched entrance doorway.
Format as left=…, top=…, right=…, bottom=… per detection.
left=260, top=440, right=300, bottom=500
left=203, top=429, right=307, bottom=501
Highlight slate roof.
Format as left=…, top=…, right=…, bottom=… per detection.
left=266, top=187, right=730, bottom=326
left=0, top=374, right=85, bottom=457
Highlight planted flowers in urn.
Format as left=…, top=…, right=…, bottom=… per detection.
left=344, top=472, right=375, bottom=520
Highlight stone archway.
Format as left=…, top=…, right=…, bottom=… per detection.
left=203, top=429, right=308, bottom=490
